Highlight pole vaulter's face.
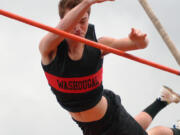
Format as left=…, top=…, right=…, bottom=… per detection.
left=64, top=9, right=89, bottom=38
left=72, top=13, right=89, bottom=37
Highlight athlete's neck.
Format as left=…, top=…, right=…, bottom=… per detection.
left=67, top=42, right=85, bottom=61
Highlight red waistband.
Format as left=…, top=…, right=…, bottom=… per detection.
left=44, top=68, right=103, bottom=93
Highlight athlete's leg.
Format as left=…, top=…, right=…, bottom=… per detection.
left=134, top=111, right=153, bottom=130
left=147, top=126, right=173, bottom=135
left=135, top=86, right=180, bottom=130
left=147, top=121, right=180, bottom=135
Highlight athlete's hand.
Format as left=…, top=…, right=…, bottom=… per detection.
left=129, top=28, right=149, bottom=49
left=87, top=0, right=115, bottom=5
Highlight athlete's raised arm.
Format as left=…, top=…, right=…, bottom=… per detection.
left=39, top=0, right=114, bottom=65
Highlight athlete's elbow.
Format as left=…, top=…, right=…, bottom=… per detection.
left=39, top=39, right=45, bottom=54
left=39, top=39, right=50, bottom=57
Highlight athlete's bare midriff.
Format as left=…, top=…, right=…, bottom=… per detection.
left=70, top=96, right=108, bottom=122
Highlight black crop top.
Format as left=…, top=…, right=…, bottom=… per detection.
left=42, top=24, right=104, bottom=112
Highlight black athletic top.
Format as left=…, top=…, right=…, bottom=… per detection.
left=42, top=24, right=104, bottom=112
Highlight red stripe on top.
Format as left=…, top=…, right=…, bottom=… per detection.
left=44, top=68, right=103, bottom=93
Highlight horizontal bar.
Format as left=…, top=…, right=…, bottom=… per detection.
left=0, top=9, right=179, bottom=76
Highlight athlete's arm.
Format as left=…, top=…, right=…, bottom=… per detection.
left=98, top=28, right=149, bottom=56
left=39, top=0, right=92, bottom=65
left=39, top=0, right=114, bottom=65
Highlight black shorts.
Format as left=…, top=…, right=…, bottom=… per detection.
left=73, top=89, right=148, bottom=135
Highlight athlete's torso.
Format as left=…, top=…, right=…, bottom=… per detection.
left=42, top=24, right=105, bottom=113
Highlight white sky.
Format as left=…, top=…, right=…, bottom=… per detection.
left=0, top=0, right=180, bottom=135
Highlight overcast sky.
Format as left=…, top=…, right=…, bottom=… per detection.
left=0, top=0, right=180, bottom=135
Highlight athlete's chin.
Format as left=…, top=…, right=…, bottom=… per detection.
left=80, top=35, right=85, bottom=38
left=77, top=34, right=85, bottom=38
left=73, top=33, right=85, bottom=37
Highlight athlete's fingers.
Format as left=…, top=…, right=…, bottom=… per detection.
left=129, top=28, right=135, bottom=38
left=130, top=28, right=147, bottom=40
left=95, top=0, right=115, bottom=4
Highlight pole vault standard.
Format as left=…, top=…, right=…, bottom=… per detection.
left=0, top=9, right=180, bottom=76
left=138, top=0, right=180, bottom=66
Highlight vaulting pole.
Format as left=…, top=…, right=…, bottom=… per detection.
left=0, top=9, right=179, bottom=76
left=138, top=0, right=180, bottom=66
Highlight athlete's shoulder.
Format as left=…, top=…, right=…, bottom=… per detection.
left=85, top=24, right=97, bottom=42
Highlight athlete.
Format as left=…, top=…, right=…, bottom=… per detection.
left=39, top=0, right=180, bottom=134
